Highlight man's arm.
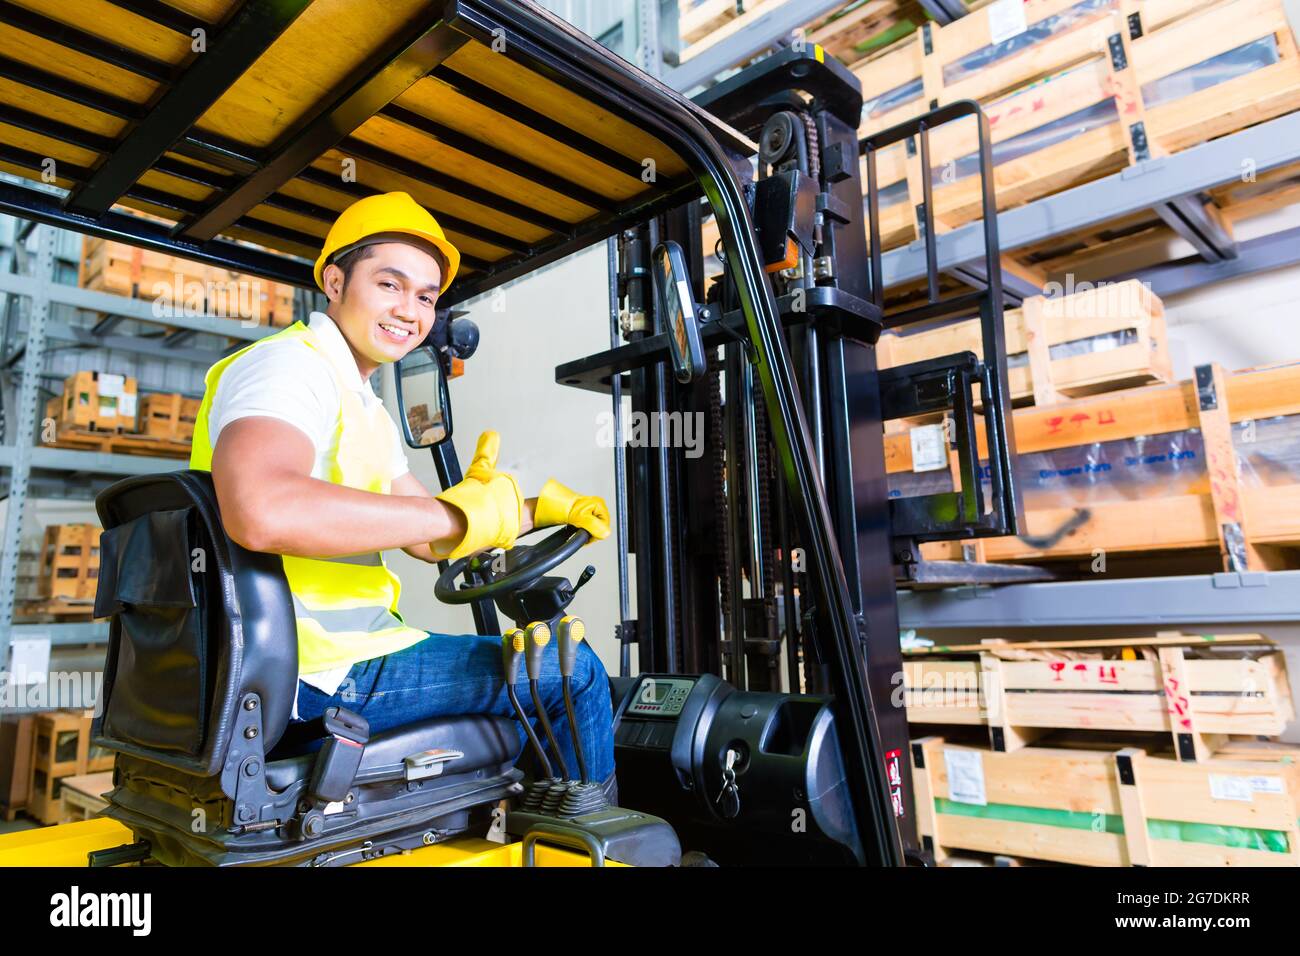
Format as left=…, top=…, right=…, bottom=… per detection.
left=212, top=417, right=471, bottom=558
left=390, top=470, right=536, bottom=563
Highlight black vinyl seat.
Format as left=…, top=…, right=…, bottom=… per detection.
left=91, top=470, right=522, bottom=867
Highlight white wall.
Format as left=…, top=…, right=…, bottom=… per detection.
left=1163, top=259, right=1300, bottom=378
left=380, top=245, right=636, bottom=676
left=1072, top=203, right=1300, bottom=375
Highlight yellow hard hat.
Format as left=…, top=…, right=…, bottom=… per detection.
left=314, top=191, right=461, bottom=293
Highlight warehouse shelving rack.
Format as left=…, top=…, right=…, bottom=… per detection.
left=898, top=569, right=1300, bottom=628
left=878, top=110, right=1300, bottom=302
left=872, top=110, right=1300, bottom=630
left=0, top=212, right=279, bottom=667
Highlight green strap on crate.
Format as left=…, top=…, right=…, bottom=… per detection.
left=934, top=798, right=1291, bottom=853
left=852, top=19, right=920, bottom=56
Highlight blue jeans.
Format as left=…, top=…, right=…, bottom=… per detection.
left=293, top=631, right=616, bottom=783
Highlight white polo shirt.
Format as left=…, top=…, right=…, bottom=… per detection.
left=209, top=311, right=410, bottom=483
left=208, top=311, right=413, bottom=709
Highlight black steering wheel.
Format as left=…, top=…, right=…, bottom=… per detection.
left=434, top=524, right=590, bottom=604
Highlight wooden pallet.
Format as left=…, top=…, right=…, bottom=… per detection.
left=888, top=361, right=1300, bottom=571
left=45, top=423, right=192, bottom=460
left=904, top=633, right=1294, bottom=761
left=857, top=0, right=1300, bottom=250
left=14, top=597, right=104, bottom=623
left=912, top=736, right=1300, bottom=866
left=878, top=279, right=1172, bottom=410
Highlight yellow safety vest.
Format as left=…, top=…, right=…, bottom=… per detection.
left=190, top=320, right=429, bottom=673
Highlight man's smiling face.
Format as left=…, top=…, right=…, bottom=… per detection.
left=322, top=241, right=443, bottom=375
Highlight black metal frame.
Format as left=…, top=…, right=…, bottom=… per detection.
left=441, top=0, right=904, bottom=865
left=109, top=0, right=211, bottom=37
left=178, top=16, right=468, bottom=241
left=861, top=101, right=1023, bottom=546
left=66, top=0, right=314, bottom=216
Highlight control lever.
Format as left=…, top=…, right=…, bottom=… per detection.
left=549, top=616, right=608, bottom=816
left=556, top=615, right=590, bottom=785
left=502, top=629, right=553, bottom=781
left=572, top=565, right=596, bottom=595
left=524, top=621, right=571, bottom=781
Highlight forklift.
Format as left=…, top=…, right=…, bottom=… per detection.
left=0, top=0, right=1020, bottom=866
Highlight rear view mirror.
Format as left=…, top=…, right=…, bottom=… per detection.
left=652, top=240, right=707, bottom=384
left=395, top=346, right=453, bottom=448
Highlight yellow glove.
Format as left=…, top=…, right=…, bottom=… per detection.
left=534, top=478, right=611, bottom=541
left=435, top=431, right=525, bottom=560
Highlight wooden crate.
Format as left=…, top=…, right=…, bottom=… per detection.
left=680, top=0, right=925, bottom=66
left=81, top=237, right=295, bottom=327
left=37, top=523, right=101, bottom=601
left=138, top=393, right=202, bottom=441
left=857, top=0, right=1300, bottom=250
left=878, top=279, right=1171, bottom=408
left=887, top=361, right=1300, bottom=571
left=804, top=1, right=929, bottom=64
left=904, top=633, right=1294, bottom=760
left=0, top=716, right=36, bottom=821
left=679, top=0, right=751, bottom=46
left=79, top=236, right=213, bottom=301
left=912, top=736, right=1300, bottom=866
left=45, top=422, right=194, bottom=460
left=212, top=270, right=296, bottom=328
left=678, top=0, right=823, bottom=63
left=48, top=370, right=138, bottom=432
left=60, top=772, right=115, bottom=823
left=28, top=711, right=114, bottom=826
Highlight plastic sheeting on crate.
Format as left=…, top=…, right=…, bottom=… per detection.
left=1142, top=35, right=1280, bottom=107
left=887, top=414, right=1300, bottom=510
left=1004, top=328, right=1140, bottom=371
left=863, top=76, right=924, bottom=123
left=941, top=0, right=1118, bottom=87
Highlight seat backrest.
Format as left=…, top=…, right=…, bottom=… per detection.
left=92, top=470, right=297, bottom=776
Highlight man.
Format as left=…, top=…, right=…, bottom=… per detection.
left=189, top=191, right=617, bottom=795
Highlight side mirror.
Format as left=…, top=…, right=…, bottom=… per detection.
left=652, top=240, right=707, bottom=384
left=395, top=346, right=453, bottom=448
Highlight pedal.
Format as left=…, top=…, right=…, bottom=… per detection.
left=508, top=806, right=680, bottom=867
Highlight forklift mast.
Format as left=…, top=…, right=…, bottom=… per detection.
left=560, top=47, right=1020, bottom=863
